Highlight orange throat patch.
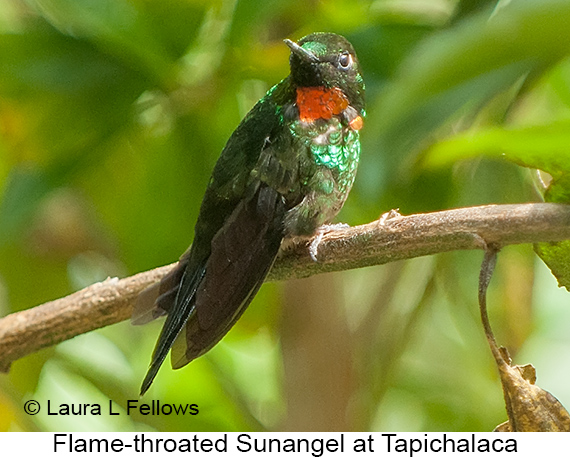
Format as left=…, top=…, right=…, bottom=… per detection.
left=296, top=87, right=362, bottom=130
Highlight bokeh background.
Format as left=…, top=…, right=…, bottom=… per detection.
left=1, top=0, right=570, bottom=432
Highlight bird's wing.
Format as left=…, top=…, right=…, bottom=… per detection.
left=138, top=183, right=285, bottom=395
left=171, top=183, right=285, bottom=369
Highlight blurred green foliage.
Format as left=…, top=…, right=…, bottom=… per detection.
left=1, top=0, right=570, bottom=432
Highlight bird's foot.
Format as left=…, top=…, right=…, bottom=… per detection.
left=309, top=223, right=350, bottom=262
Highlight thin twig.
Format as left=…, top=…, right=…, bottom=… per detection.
left=478, top=244, right=502, bottom=364
left=1, top=202, right=570, bottom=371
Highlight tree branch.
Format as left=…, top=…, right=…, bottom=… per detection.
left=1, top=202, right=570, bottom=371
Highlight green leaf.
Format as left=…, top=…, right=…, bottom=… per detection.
left=536, top=174, right=570, bottom=290
left=367, top=0, right=570, bottom=159
left=28, top=0, right=176, bottom=85
left=423, top=121, right=570, bottom=176
left=535, top=241, right=570, bottom=291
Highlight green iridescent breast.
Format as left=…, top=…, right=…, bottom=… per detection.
left=289, top=117, right=361, bottom=194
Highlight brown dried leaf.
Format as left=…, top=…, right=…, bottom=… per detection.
left=495, top=359, right=570, bottom=432
left=479, top=249, right=570, bottom=432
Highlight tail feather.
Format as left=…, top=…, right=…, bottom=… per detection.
left=131, top=256, right=188, bottom=325
left=139, top=265, right=205, bottom=396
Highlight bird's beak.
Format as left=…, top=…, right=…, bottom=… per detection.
left=284, top=39, right=319, bottom=63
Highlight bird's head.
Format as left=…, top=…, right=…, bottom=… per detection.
left=285, top=32, right=365, bottom=118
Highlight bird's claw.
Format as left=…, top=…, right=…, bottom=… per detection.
left=309, top=223, right=350, bottom=262
left=309, top=233, right=324, bottom=262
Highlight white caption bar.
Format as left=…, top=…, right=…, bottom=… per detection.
left=0, top=431, right=565, bottom=455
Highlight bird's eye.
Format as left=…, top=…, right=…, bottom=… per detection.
left=338, top=52, right=352, bottom=69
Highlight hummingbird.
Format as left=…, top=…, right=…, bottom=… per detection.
left=133, top=32, right=365, bottom=395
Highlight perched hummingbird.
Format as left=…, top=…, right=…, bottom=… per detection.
left=133, top=32, right=365, bottom=395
